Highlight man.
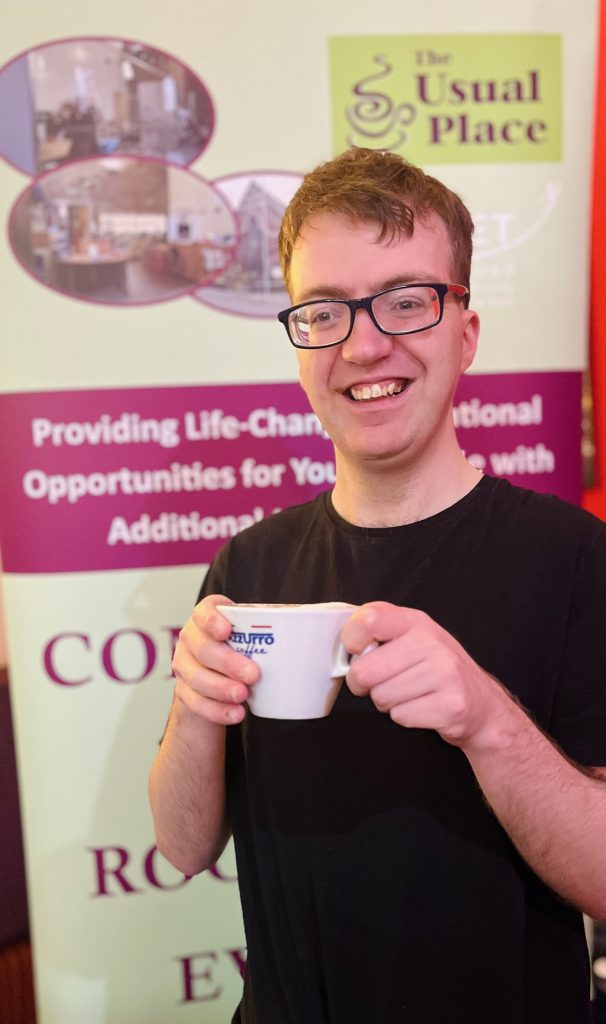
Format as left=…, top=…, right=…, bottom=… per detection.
left=149, top=148, right=606, bottom=1023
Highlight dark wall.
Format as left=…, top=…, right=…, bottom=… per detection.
left=0, top=671, right=29, bottom=947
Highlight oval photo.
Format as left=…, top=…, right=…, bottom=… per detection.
left=9, top=157, right=237, bottom=306
left=194, top=171, right=303, bottom=319
left=0, top=36, right=215, bottom=176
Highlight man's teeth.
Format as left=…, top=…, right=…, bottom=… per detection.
left=349, top=381, right=407, bottom=401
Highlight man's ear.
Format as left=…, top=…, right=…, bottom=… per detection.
left=460, top=308, right=480, bottom=373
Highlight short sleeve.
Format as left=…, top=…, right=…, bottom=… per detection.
left=550, top=520, right=606, bottom=766
left=195, top=541, right=231, bottom=604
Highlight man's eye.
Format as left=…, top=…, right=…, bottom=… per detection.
left=388, top=294, right=427, bottom=315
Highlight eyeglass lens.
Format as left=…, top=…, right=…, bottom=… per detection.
left=289, top=285, right=441, bottom=346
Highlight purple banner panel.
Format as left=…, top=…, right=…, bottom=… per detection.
left=454, top=370, right=582, bottom=505
left=0, top=371, right=581, bottom=574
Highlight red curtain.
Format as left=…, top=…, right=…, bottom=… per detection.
left=583, top=0, right=606, bottom=521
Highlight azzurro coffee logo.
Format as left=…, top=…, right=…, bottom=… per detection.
left=229, top=628, right=275, bottom=658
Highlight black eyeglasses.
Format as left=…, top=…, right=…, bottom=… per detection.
left=278, top=282, right=469, bottom=350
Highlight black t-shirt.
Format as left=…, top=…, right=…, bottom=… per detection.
left=199, top=476, right=606, bottom=1023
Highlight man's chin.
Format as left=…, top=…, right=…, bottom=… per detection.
left=335, top=440, right=417, bottom=472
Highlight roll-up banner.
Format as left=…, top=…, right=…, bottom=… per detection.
left=0, top=2, right=598, bottom=1020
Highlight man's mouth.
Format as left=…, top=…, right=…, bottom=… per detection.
left=347, top=380, right=410, bottom=402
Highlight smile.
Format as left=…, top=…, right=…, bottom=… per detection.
left=347, top=380, right=410, bottom=402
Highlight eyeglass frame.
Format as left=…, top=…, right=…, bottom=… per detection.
left=277, top=282, right=470, bottom=350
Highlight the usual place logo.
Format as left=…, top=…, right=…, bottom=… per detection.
left=330, top=34, right=562, bottom=163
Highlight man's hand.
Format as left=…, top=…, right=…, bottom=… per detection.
left=342, top=601, right=511, bottom=751
left=150, top=594, right=256, bottom=873
left=342, top=601, right=606, bottom=918
left=172, top=594, right=259, bottom=727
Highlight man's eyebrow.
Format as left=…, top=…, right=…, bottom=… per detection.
left=293, top=273, right=438, bottom=304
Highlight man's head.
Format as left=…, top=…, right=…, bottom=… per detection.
left=279, top=148, right=473, bottom=297
left=277, top=152, right=480, bottom=485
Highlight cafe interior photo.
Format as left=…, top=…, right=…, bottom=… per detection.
left=9, top=157, right=237, bottom=304
left=0, top=38, right=214, bottom=177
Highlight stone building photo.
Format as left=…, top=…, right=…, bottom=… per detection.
left=195, top=172, right=302, bottom=318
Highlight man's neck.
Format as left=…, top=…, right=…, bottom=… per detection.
left=330, top=449, right=483, bottom=528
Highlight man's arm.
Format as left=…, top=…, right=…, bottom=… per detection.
left=148, top=595, right=258, bottom=876
left=343, top=601, right=606, bottom=920
left=462, top=696, right=606, bottom=919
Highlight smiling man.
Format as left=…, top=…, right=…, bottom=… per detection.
left=149, top=149, right=606, bottom=1024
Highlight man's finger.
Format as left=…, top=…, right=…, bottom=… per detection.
left=341, top=601, right=429, bottom=651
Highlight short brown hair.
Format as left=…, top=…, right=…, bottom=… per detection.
left=279, top=148, right=473, bottom=294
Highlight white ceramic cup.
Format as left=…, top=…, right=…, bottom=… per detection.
left=218, top=602, right=356, bottom=719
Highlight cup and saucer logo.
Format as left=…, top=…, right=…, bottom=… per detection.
left=229, top=625, right=275, bottom=658
left=344, top=54, right=417, bottom=152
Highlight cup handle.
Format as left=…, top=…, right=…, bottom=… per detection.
left=332, top=641, right=378, bottom=677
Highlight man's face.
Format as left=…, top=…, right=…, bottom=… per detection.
left=288, top=211, right=479, bottom=473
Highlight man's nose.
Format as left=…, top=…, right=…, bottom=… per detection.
left=340, top=308, right=394, bottom=363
